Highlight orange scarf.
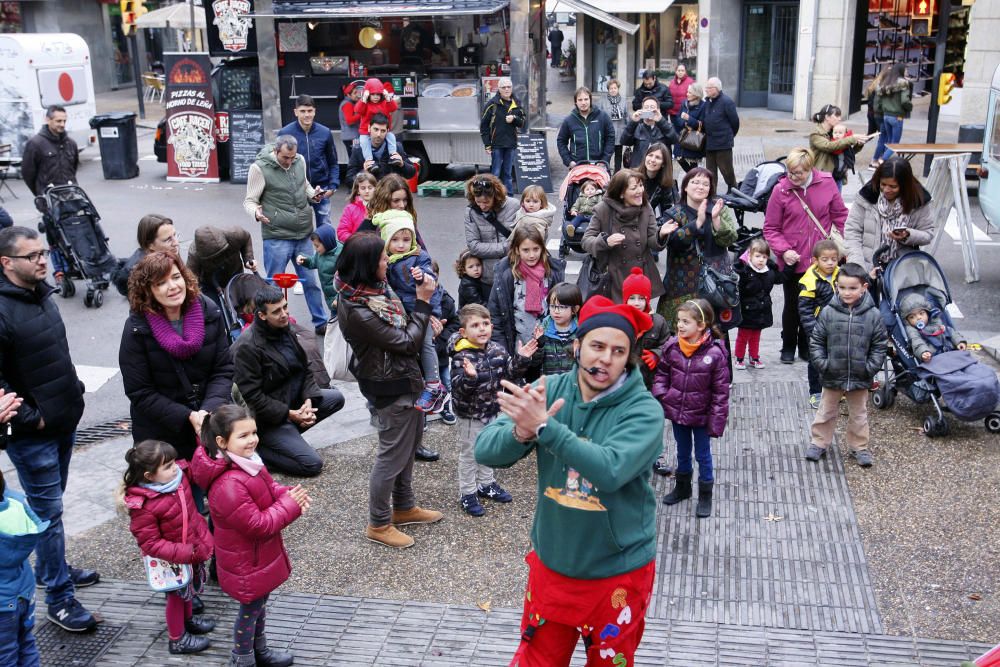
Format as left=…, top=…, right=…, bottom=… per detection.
left=678, top=332, right=709, bottom=357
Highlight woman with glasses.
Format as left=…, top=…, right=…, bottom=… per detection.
left=763, top=148, right=848, bottom=364
left=463, top=174, right=519, bottom=284
left=111, top=214, right=181, bottom=296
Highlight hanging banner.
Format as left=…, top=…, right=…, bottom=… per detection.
left=164, top=52, right=220, bottom=182
left=205, top=0, right=257, bottom=56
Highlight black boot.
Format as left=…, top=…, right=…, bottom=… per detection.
left=696, top=480, right=713, bottom=518
left=662, top=472, right=692, bottom=505
left=185, top=615, right=215, bottom=635
left=414, top=446, right=439, bottom=462
left=191, top=595, right=205, bottom=615
left=255, top=633, right=294, bottom=667
left=168, top=632, right=211, bottom=655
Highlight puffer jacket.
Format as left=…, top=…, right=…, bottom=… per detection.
left=355, top=79, right=399, bottom=135
left=448, top=334, right=515, bottom=422
left=433, top=290, right=461, bottom=368
left=900, top=293, right=965, bottom=360
left=511, top=316, right=577, bottom=377
left=337, top=197, right=368, bottom=242
left=278, top=119, right=340, bottom=191
left=337, top=291, right=429, bottom=401
left=514, top=202, right=558, bottom=236
left=556, top=108, right=615, bottom=166
left=621, top=118, right=679, bottom=168
left=20, top=126, right=79, bottom=196
left=631, top=81, right=673, bottom=116
left=299, top=223, right=341, bottom=308
left=701, top=92, right=740, bottom=152
left=844, top=180, right=934, bottom=271
left=734, top=258, right=785, bottom=330
left=873, top=79, right=913, bottom=119
left=667, top=76, right=694, bottom=116
left=387, top=249, right=443, bottom=317
left=488, top=258, right=566, bottom=354
left=763, top=170, right=848, bottom=272
left=582, top=197, right=667, bottom=302
left=120, top=296, right=235, bottom=460
left=186, top=226, right=255, bottom=290
left=797, top=264, right=839, bottom=333
left=464, top=198, right=520, bottom=284
left=190, top=446, right=301, bottom=605
left=0, top=275, right=85, bottom=436
left=124, top=462, right=214, bottom=565
left=652, top=335, right=731, bottom=437
left=480, top=93, right=525, bottom=149
left=571, top=192, right=603, bottom=217
left=458, top=275, right=491, bottom=308
left=0, top=489, right=49, bottom=609
left=809, top=291, right=888, bottom=391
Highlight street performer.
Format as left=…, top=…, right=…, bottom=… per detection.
left=475, top=295, right=662, bottom=666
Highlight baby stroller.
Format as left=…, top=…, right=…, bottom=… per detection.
left=558, top=161, right=610, bottom=258
left=35, top=184, right=117, bottom=308
left=721, top=157, right=786, bottom=255
left=870, top=247, right=1000, bottom=436
left=223, top=272, right=270, bottom=343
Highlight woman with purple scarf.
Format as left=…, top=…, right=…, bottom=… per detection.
left=119, top=252, right=235, bottom=464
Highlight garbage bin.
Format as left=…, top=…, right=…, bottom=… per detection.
left=89, top=112, right=139, bottom=180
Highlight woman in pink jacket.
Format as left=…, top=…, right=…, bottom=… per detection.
left=192, top=404, right=310, bottom=667
left=762, top=148, right=848, bottom=365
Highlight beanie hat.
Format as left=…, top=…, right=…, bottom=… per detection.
left=577, top=295, right=652, bottom=345
left=374, top=210, right=418, bottom=262
left=621, top=267, right=652, bottom=312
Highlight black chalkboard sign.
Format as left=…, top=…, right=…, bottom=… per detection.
left=229, top=110, right=264, bottom=185
left=513, top=131, right=552, bottom=195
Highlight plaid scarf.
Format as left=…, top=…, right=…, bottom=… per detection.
left=334, top=274, right=408, bottom=329
left=877, top=193, right=909, bottom=260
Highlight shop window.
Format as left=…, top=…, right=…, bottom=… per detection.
left=592, top=25, right=618, bottom=92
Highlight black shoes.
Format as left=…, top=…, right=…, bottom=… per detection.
left=696, top=481, right=713, bottom=518
left=662, top=472, right=692, bottom=505
left=780, top=349, right=795, bottom=364
left=652, top=457, right=673, bottom=476
left=169, top=632, right=211, bottom=654
left=186, top=615, right=216, bottom=635
left=38, top=565, right=100, bottom=589
left=191, top=595, right=205, bottom=615
left=415, top=446, right=440, bottom=462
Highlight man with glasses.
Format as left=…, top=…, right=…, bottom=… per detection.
left=480, top=77, right=525, bottom=194
left=0, top=226, right=99, bottom=633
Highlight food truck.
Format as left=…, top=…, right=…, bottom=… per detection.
left=204, top=0, right=549, bottom=179
left=981, top=63, right=1000, bottom=228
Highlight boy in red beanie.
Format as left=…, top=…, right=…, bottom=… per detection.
left=355, top=78, right=399, bottom=164
left=621, top=267, right=669, bottom=390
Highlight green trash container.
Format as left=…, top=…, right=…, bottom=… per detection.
left=89, top=112, right=139, bottom=179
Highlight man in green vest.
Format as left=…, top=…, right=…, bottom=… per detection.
left=243, top=136, right=333, bottom=335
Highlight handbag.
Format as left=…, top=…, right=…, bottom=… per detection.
left=695, top=238, right=740, bottom=311
left=323, top=320, right=356, bottom=382
left=792, top=190, right=845, bottom=257
left=577, top=254, right=610, bottom=300
left=168, top=358, right=203, bottom=411
left=679, top=121, right=706, bottom=153
left=142, top=485, right=192, bottom=593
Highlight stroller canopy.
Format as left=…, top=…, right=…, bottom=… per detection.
left=882, top=251, right=952, bottom=311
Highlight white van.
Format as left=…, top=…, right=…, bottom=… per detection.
left=0, top=33, right=97, bottom=158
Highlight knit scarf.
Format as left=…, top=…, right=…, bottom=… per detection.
left=877, top=193, right=909, bottom=259
left=519, top=260, right=547, bottom=316
left=607, top=94, right=625, bottom=121
left=145, top=298, right=205, bottom=360
left=678, top=332, right=709, bottom=358
left=334, top=274, right=408, bottom=329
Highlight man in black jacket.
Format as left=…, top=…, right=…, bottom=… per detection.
left=232, top=286, right=344, bottom=477
left=345, top=114, right=417, bottom=183
left=631, top=69, right=672, bottom=117
left=0, top=226, right=99, bottom=633
left=702, top=77, right=741, bottom=191
left=548, top=25, right=564, bottom=67
left=480, top=78, right=525, bottom=195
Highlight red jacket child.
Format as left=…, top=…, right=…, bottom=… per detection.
left=354, top=78, right=398, bottom=135
left=190, top=446, right=301, bottom=604
left=125, top=461, right=214, bottom=565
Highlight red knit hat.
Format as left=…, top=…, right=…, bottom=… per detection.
left=621, top=267, right=652, bottom=312
left=577, top=295, right=652, bottom=344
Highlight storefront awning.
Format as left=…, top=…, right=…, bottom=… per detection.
left=254, top=0, right=510, bottom=18
left=549, top=0, right=640, bottom=34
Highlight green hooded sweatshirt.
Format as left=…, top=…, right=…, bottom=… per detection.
left=475, top=367, right=663, bottom=579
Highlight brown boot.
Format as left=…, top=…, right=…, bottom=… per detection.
left=391, top=506, right=444, bottom=526
left=365, top=524, right=414, bottom=548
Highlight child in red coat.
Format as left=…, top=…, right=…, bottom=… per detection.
left=192, top=405, right=311, bottom=667
left=355, top=78, right=399, bottom=163
left=123, top=440, right=215, bottom=655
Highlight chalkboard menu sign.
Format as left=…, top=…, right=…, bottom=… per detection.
left=513, top=132, right=552, bottom=195
left=229, top=110, right=264, bottom=185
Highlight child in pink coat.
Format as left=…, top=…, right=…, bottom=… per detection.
left=337, top=172, right=378, bottom=242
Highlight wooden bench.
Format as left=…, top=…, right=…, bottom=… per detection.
left=417, top=180, right=466, bottom=198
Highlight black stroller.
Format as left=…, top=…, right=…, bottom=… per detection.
left=35, top=184, right=117, bottom=308
left=870, top=247, right=1000, bottom=436
left=721, top=157, right=786, bottom=255
left=558, top=161, right=610, bottom=257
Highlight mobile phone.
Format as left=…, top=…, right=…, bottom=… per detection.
left=639, top=110, right=654, bottom=119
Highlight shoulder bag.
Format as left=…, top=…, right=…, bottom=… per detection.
left=575, top=210, right=611, bottom=299
left=696, top=238, right=740, bottom=311
left=679, top=120, right=706, bottom=153
left=323, top=320, right=357, bottom=383
left=143, top=489, right=193, bottom=593
left=792, top=190, right=845, bottom=257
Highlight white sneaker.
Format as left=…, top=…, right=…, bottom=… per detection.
left=734, top=358, right=746, bottom=370
left=293, top=282, right=304, bottom=295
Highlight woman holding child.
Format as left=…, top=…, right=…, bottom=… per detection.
left=808, top=104, right=874, bottom=190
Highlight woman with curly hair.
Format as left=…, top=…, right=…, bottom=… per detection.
left=463, top=173, right=519, bottom=284
left=119, top=252, right=234, bottom=463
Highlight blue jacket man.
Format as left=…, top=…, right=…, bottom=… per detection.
left=280, top=94, right=340, bottom=225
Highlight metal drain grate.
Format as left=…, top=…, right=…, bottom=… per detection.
left=36, top=621, right=126, bottom=666
left=75, top=418, right=132, bottom=447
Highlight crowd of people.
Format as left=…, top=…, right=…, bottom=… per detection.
left=0, top=72, right=948, bottom=666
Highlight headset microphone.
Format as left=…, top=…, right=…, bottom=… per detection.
left=576, top=349, right=601, bottom=376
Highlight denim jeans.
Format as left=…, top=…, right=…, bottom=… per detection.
left=262, top=237, right=328, bottom=328
left=672, top=423, right=713, bottom=482
left=5, top=433, right=75, bottom=606
left=0, top=599, right=40, bottom=667
left=874, top=116, right=904, bottom=162
left=490, top=147, right=516, bottom=194
left=49, top=249, right=69, bottom=276
left=311, top=196, right=332, bottom=227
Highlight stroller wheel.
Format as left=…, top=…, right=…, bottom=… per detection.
left=923, top=416, right=949, bottom=438
left=985, top=412, right=1000, bottom=434
left=92, top=290, right=104, bottom=308
left=84, top=290, right=94, bottom=308
left=872, top=385, right=895, bottom=410
left=59, top=279, right=75, bottom=299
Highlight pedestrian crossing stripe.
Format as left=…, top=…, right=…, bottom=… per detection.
left=547, top=238, right=582, bottom=278
left=75, top=365, right=119, bottom=393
